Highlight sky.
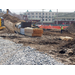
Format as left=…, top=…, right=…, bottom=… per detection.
left=2, top=9, right=75, bottom=14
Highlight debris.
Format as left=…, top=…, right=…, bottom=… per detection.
left=65, top=22, right=75, bottom=33
left=59, top=36, right=73, bottom=41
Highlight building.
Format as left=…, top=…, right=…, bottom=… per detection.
left=0, top=9, right=2, bottom=13
left=24, top=11, right=57, bottom=25
left=54, top=13, right=75, bottom=25
left=24, top=11, right=75, bottom=25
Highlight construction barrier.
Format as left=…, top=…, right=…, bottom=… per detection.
left=38, top=25, right=68, bottom=29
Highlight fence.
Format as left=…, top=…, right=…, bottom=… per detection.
left=38, top=25, right=68, bottom=29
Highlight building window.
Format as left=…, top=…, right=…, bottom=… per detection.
left=52, top=16, right=54, bottom=18
left=36, top=16, right=38, bottom=18
left=31, top=13, right=34, bottom=15
left=28, top=16, right=30, bottom=18
left=49, top=16, right=51, bottom=18
left=52, top=13, right=54, bottom=15
left=43, top=19, right=44, bottom=21
left=43, top=13, right=44, bottom=15
left=67, top=19, right=71, bottom=20
left=46, top=16, right=47, bottom=18
left=39, top=13, right=41, bottom=15
left=32, top=16, right=34, bottom=18
left=49, top=13, right=51, bottom=15
left=49, top=19, right=51, bottom=21
left=52, top=19, right=55, bottom=21
left=28, top=13, right=30, bottom=15
left=46, top=19, right=47, bottom=21
left=39, top=16, right=41, bottom=18
left=72, top=19, right=74, bottom=20
left=43, top=16, right=44, bottom=18
left=36, top=13, right=38, bottom=15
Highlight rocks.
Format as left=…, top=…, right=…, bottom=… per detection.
left=0, top=37, right=63, bottom=65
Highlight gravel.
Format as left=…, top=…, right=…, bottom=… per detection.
left=0, top=37, right=64, bottom=65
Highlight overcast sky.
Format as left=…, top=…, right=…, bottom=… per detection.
left=2, top=9, right=75, bottom=14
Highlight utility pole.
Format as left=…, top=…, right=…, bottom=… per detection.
left=42, top=9, right=44, bottom=25
left=56, top=9, right=58, bottom=25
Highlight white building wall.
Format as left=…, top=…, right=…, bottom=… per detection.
left=26, top=12, right=56, bottom=22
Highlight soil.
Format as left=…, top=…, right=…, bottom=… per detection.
left=0, top=29, right=75, bottom=65
left=2, top=14, right=20, bottom=23
left=65, top=22, right=75, bottom=33
left=1, top=14, right=75, bottom=65
left=1, top=14, right=25, bottom=34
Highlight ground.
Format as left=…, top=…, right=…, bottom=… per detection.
left=0, top=29, right=75, bottom=65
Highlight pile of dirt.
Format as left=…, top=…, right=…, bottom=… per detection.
left=2, top=14, right=20, bottom=23
left=2, top=14, right=25, bottom=33
left=4, top=20, right=15, bottom=33
left=65, top=22, right=75, bottom=33
left=0, top=13, right=4, bottom=17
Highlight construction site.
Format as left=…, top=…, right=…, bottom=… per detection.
left=0, top=9, right=75, bottom=65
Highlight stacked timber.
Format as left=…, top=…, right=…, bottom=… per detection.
left=24, top=27, right=43, bottom=37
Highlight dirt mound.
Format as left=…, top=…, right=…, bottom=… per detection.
left=2, top=14, right=25, bottom=33
left=2, top=14, right=20, bottom=23
left=0, top=13, right=4, bottom=17
left=65, top=22, right=75, bottom=33
left=4, top=20, right=15, bottom=33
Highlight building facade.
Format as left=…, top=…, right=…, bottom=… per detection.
left=55, top=17, right=75, bottom=24
left=0, top=9, right=2, bottom=13
left=24, top=11, right=57, bottom=24
left=24, top=11, right=75, bottom=25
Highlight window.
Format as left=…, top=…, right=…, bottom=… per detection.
left=36, top=13, right=38, bottom=15
left=52, top=19, right=55, bottom=21
left=73, top=19, right=74, bottom=20
left=39, top=13, right=41, bottom=15
left=46, top=19, right=47, bottom=21
left=36, top=16, right=38, bottom=18
left=43, top=13, right=44, bottom=15
left=28, top=16, right=30, bottom=18
left=55, top=13, right=57, bottom=15
left=49, top=19, right=51, bottom=21
left=49, top=13, right=51, bottom=15
left=32, top=16, right=34, bottom=18
left=43, top=16, right=44, bottom=18
left=46, top=16, right=47, bottom=18
left=67, top=18, right=71, bottom=20
left=39, top=16, right=41, bottom=18
left=49, top=16, right=51, bottom=18
left=28, top=13, right=30, bottom=15
left=32, top=13, right=34, bottom=15
left=52, top=13, right=54, bottom=15
left=43, top=19, right=44, bottom=21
